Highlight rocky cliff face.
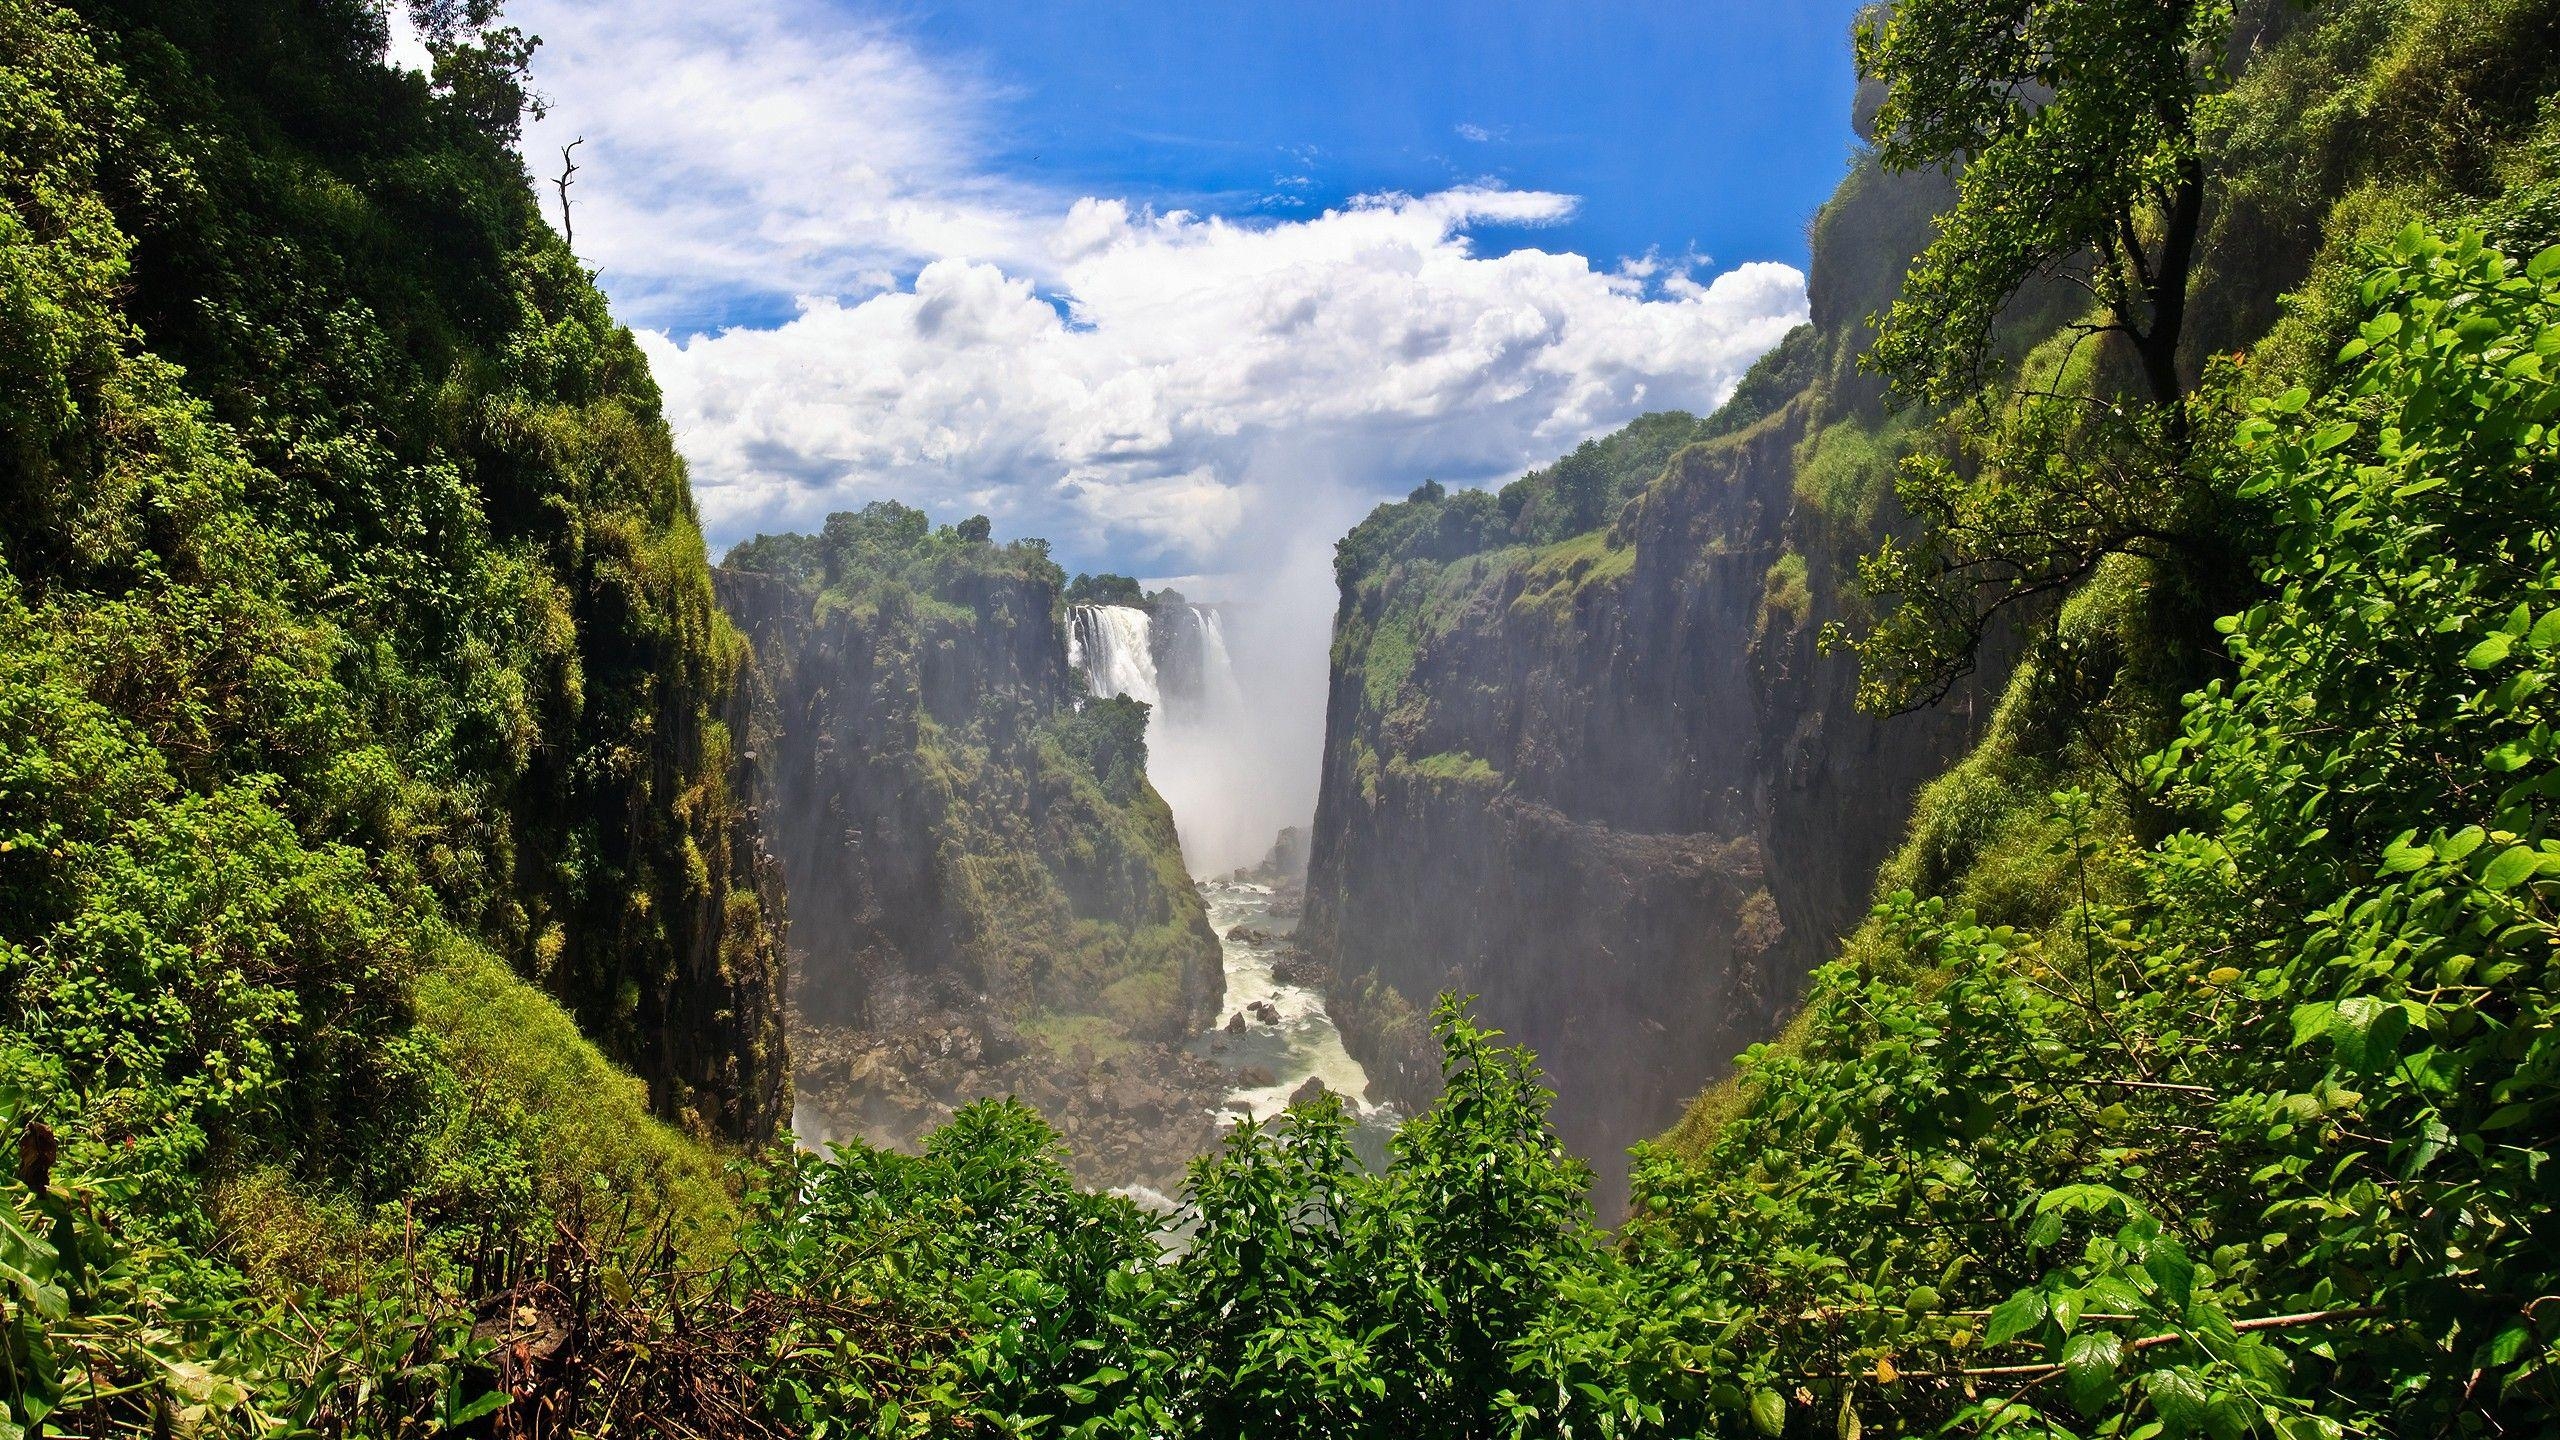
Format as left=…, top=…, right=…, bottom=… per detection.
left=716, top=521, right=1225, bottom=1182
left=1305, top=147, right=1995, bottom=1212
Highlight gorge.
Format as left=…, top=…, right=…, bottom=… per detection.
left=8, top=0, right=2559, bottom=1433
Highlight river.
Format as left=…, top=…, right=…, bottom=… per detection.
left=1189, top=876, right=1399, bottom=1170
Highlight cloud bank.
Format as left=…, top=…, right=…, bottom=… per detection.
left=635, top=194, right=1805, bottom=572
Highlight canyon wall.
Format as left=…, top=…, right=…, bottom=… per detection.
left=1304, top=137, right=1996, bottom=1211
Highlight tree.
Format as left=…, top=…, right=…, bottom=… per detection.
left=1842, top=0, right=2245, bottom=713
left=406, top=0, right=544, bottom=145
left=1859, top=0, right=2233, bottom=422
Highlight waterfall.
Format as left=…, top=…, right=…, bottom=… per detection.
left=1190, top=607, right=1247, bottom=720
left=1068, top=604, right=1161, bottom=707
left=1149, top=603, right=1245, bottom=724
left=1068, top=601, right=1243, bottom=722
left=1067, top=598, right=1254, bottom=873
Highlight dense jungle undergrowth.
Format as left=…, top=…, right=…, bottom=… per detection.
left=2, top=0, right=2558, bottom=1436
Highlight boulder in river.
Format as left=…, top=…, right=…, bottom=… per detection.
left=1270, top=949, right=1329, bottom=988
left=1288, top=1076, right=1330, bottom=1109
left=1236, top=1064, right=1277, bottom=1088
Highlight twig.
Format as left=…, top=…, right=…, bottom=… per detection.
left=1955, top=1306, right=2387, bottom=1380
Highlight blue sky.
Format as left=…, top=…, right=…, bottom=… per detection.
left=501, top=0, right=1859, bottom=579
left=899, top=1, right=1868, bottom=291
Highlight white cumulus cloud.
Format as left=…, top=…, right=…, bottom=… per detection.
left=629, top=192, right=1803, bottom=571
left=511, top=0, right=1808, bottom=574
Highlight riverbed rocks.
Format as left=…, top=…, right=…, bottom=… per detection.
left=792, top=1010, right=1228, bottom=1192
left=1246, top=999, right=1282, bottom=1026
left=1269, top=947, right=1329, bottom=990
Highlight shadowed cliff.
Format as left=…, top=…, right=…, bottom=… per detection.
left=1302, top=96, right=2000, bottom=1215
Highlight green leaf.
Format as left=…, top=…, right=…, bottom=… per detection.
left=445, top=1390, right=511, bottom=1425
left=2036, top=1183, right=2136, bottom=1217
left=2330, top=994, right=2408, bottom=1072
left=2147, top=1368, right=2211, bottom=1437
left=2483, top=845, right=2542, bottom=892
left=1985, top=1289, right=2049, bottom=1347
left=2531, top=245, right=2560, bottom=281
left=2533, top=608, right=2560, bottom=651
left=2381, top=832, right=2434, bottom=873
left=2468, top=632, right=2515, bottom=669
left=2289, top=1002, right=2336, bottom=1049
left=1749, top=1388, right=1787, bottom=1437
left=2063, top=1330, right=2125, bottom=1417
left=2144, top=1245, right=2195, bottom=1311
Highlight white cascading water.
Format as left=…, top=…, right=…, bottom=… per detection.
left=1068, top=604, right=1162, bottom=707
left=1184, top=607, right=1248, bottom=720
left=1064, top=600, right=1390, bottom=1142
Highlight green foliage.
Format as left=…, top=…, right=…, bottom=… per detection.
left=1700, top=323, right=1822, bottom=443
left=1837, top=0, right=2254, bottom=714
left=0, top=0, right=774, bottom=1424
left=718, top=998, right=1612, bottom=1439
left=1757, top=551, right=1811, bottom=634
left=1065, top=572, right=1147, bottom=607
left=1792, top=408, right=1922, bottom=531
left=1332, top=411, right=1717, bottom=590
left=1638, top=228, right=2560, bottom=1437
left=1846, top=383, right=2200, bottom=712
left=731, top=1100, right=1154, bottom=1435
left=1843, top=0, right=2560, bottom=715
left=1397, top=750, right=1500, bottom=787
left=1049, top=693, right=1152, bottom=804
